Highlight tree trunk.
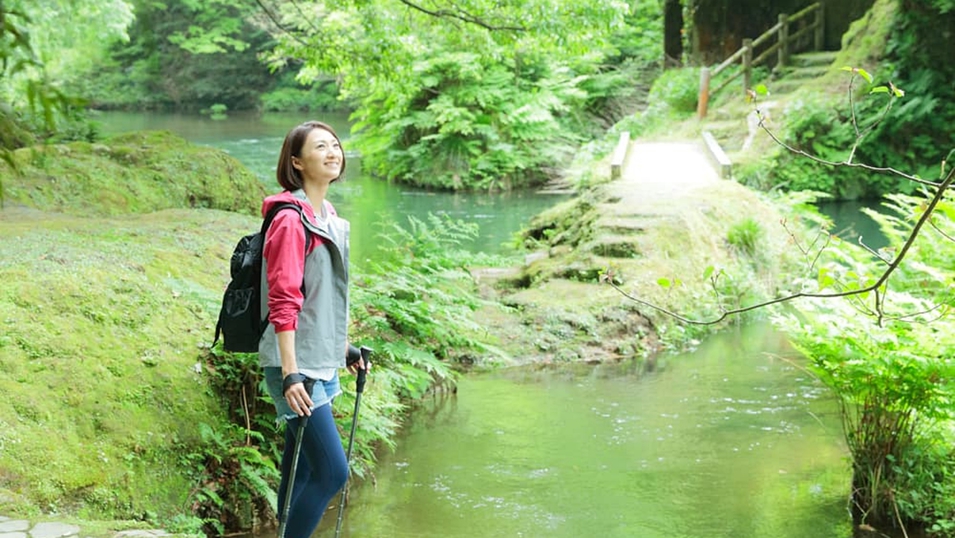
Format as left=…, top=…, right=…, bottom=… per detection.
left=664, top=0, right=684, bottom=67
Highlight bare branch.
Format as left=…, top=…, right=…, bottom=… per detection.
left=780, top=218, right=830, bottom=271
left=855, top=237, right=893, bottom=266
left=254, top=0, right=310, bottom=46
left=928, top=219, right=955, bottom=243
left=394, top=0, right=526, bottom=31
left=755, top=110, right=940, bottom=188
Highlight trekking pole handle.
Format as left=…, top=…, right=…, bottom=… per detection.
left=356, top=346, right=372, bottom=393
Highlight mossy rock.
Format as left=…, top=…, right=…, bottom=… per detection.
left=0, top=130, right=266, bottom=217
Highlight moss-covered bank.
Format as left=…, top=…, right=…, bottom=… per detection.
left=0, top=132, right=267, bottom=528
left=1, top=130, right=264, bottom=216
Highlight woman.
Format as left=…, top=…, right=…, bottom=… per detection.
left=259, top=120, right=366, bottom=538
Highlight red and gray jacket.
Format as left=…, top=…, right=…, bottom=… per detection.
left=257, top=189, right=350, bottom=372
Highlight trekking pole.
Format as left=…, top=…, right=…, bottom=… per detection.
left=278, top=416, right=308, bottom=538
left=334, top=346, right=372, bottom=538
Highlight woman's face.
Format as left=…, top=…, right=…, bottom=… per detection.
left=292, top=128, right=343, bottom=184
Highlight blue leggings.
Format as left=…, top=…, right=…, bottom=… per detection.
left=277, top=403, right=349, bottom=538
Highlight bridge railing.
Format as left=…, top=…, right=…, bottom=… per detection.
left=697, top=1, right=825, bottom=118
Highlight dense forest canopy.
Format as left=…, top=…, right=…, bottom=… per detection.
left=1, top=0, right=953, bottom=191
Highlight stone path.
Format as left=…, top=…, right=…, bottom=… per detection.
left=0, top=517, right=169, bottom=538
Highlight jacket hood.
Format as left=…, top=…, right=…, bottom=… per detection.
left=261, top=190, right=315, bottom=220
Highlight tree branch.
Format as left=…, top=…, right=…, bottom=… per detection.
left=253, top=0, right=310, bottom=46
left=755, top=109, right=940, bottom=188
left=394, top=0, right=526, bottom=31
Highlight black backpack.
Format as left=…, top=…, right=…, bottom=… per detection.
left=213, top=203, right=311, bottom=353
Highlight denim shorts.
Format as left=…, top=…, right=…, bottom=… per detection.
left=264, top=367, right=342, bottom=423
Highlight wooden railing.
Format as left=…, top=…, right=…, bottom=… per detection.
left=697, top=1, right=825, bottom=118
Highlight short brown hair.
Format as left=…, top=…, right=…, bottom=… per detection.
left=275, top=121, right=347, bottom=191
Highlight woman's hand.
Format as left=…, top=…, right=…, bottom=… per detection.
left=347, top=358, right=370, bottom=376
left=283, top=373, right=313, bottom=417
left=345, top=343, right=372, bottom=375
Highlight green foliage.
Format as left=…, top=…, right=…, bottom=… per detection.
left=748, top=82, right=932, bottom=200
left=188, top=422, right=279, bottom=535
left=777, top=304, right=955, bottom=532
left=266, top=0, right=655, bottom=190
left=726, top=218, right=762, bottom=258
left=354, top=213, right=489, bottom=364
left=351, top=51, right=588, bottom=190
left=891, top=433, right=955, bottom=536
left=260, top=77, right=345, bottom=113
left=773, top=191, right=955, bottom=533
left=609, top=66, right=699, bottom=142
left=71, top=0, right=275, bottom=111
left=647, top=67, right=700, bottom=114
left=746, top=2, right=955, bottom=201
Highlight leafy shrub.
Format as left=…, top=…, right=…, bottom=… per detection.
left=726, top=218, right=762, bottom=258
left=773, top=192, right=955, bottom=534
left=647, top=67, right=700, bottom=115
left=260, top=78, right=345, bottom=112
left=351, top=51, right=588, bottom=191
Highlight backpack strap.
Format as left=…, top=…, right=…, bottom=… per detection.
left=262, top=202, right=313, bottom=252
left=258, top=202, right=312, bottom=335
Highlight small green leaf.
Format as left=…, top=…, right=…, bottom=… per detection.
left=870, top=86, right=889, bottom=94
left=703, top=265, right=714, bottom=280
left=754, top=83, right=769, bottom=96
left=657, top=277, right=671, bottom=288
left=855, top=68, right=873, bottom=84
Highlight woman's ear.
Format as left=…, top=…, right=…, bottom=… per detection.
left=291, top=156, right=303, bottom=171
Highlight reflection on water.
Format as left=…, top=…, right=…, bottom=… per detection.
left=317, top=324, right=854, bottom=538
left=815, top=199, right=889, bottom=251
left=94, top=110, right=569, bottom=263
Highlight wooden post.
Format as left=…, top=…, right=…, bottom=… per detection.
left=778, top=13, right=790, bottom=67
left=742, top=39, right=752, bottom=95
left=815, top=1, right=826, bottom=51
left=697, top=67, right=711, bottom=119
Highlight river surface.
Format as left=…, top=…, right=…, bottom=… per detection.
left=95, top=110, right=568, bottom=266
left=319, top=324, right=853, bottom=538
left=97, top=111, right=860, bottom=537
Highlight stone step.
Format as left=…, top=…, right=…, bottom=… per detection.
left=790, top=51, right=838, bottom=68
left=773, top=64, right=830, bottom=81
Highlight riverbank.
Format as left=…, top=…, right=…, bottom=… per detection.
left=0, top=516, right=169, bottom=538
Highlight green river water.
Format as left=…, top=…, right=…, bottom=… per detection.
left=96, top=110, right=565, bottom=266
left=319, top=325, right=853, bottom=538
left=98, top=111, right=860, bottom=537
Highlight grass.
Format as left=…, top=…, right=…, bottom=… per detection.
left=0, top=208, right=260, bottom=521
left=0, top=128, right=269, bottom=526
